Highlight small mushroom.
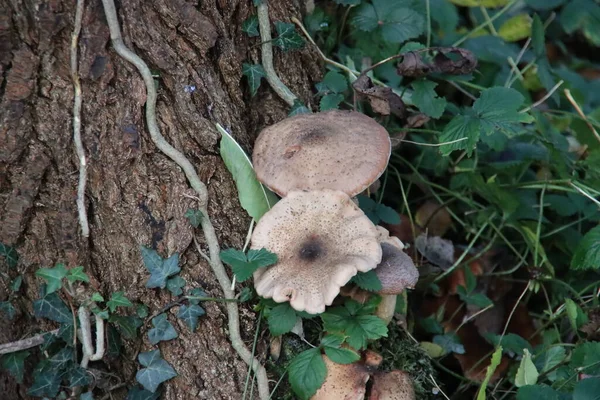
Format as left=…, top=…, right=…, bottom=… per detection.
left=376, top=243, right=419, bottom=295
left=368, top=370, right=416, bottom=400
left=251, top=190, right=382, bottom=314
left=252, top=110, right=391, bottom=197
left=311, top=355, right=370, bottom=400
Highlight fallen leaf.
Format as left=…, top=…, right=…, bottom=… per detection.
left=415, top=201, right=452, bottom=237
left=352, top=74, right=406, bottom=118
left=396, top=47, right=477, bottom=78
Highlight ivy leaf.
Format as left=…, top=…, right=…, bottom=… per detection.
left=477, top=346, right=503, bottom=400
left=220, top=248, right=277, bottom=282
left=242, top=15, right=259, bottom=37
left=350, top=270, right=383, bottom=292
left=1, top=351, right=29, bottom=383
left=321, top=334, right=360, bottom=364
left=127, top=386, right=161, bottom=400
left=166, top=275, right=186, bottom=296
left=141, top=246, right=181, bottom=289
left=440, top=87, right=534, bottom=155
left=177, top=304, right=205, bottom=332
left=27, top=369, right=62, bottom=398
left=0, top=301, right=16, bottom=319
left=35, top=264, right=68, bottom=294
left=515, top=349, right=539, bottom=387
left=217, top=122, right=278, bottom=221
left=433, top=333, right=465, bottom=354
left=65, top=266, right=89, bottom=283
left=352, top=0, right=425, bottom=43
left=34, top=292, right=72, bottom=323
left=411, top=79, right=447, bottom=119
left=148, top=314, right=178, bottom=345
left=0, top=242, right=18, bottom=268
left=107, top=324, right=122, bottom=358
left=289, top=100, right=312, bottom=116
left=187, top=287, right=208, bottom=305
left=110, top=315, right=143, bottom=339
left=242, top=63, right=266, bottom=97
left=91, top=292, right=105, bottom=302
left=136, top=350, right=178, bottom=393
left=184, top=209, right=203, bottom=228
left=319, top=93, right=344, bottom=111
left=288, top=348, right=327, bottom=400
left=268, top=303, right=297, bottom=336
left=107, top=291, right=134, bottom=313
left=571, top=225, right=600, bottom=270
left=10, top=275, right=22, bottom=292
left=68, top=365, right=91, bottom=387
left=273, top=22, right=305, bottom=51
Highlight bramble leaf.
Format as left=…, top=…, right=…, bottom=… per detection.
left=288, top=348, right=327, bottom=400
left=268, top=303, right=297, bottom=336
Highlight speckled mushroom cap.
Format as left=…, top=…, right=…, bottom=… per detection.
left=251, top=190, right=382, bottom=314
left=252, top=110, right=391, bottom=197
left=375, top=243, right=419, bottom=295
left=368, top=370, right=416, bottom=400
left=312, top=355, right=370, bottom=400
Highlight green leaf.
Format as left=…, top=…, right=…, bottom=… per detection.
left=321, top=334, right=360, bottom=364
left=239, top=287, right=253, bottom=302
left=136, top=350, right=178, bottom=393
left=525, top=0, right=567, bottom=10
left=0, top=301, right=16, bottom=319
left=357, top=195, right=400, bottom=224
left=440, top=87, right=533, bottom=155
left=177, top=304, right=205, bottom=332
left=81, top=392, right=95, bottom=400
left=353, top=0, right=425, bottom=43
left=516, top=385, right=561, bottom=400
left=110, top=315, right=143, bottom=339
left=376, top=204, right=401, bottom=224
left=242, top=15, right=259, bottom=37
left=320, top=71, right=348, bottom=94
left=420, top=316, right=444, bottom=334
left=1, top=351, right=29, bottom=383
left=107, top=324, right=122, bottom=358
left=334, top=0, right=361, bottom=4
left=411, top=80, right=447, bottom=119
left=574, top=377, right=600, bottom=400
left=166, top=275, right=186, bottom=296
left=319, top=93, right=344, bottom=111
left=515, top=349, right=539, bottom=387
left=288, top=348, right=327, bottom=400
left=148, top=313, right=178, bottom=345
left=498, top=14, right=532, bottom=42
left=571, top=225, right=600, bottom=270
left=433, top=333, right=465, bottom=354
left=531, top=15, right=545, bottom=58
left=242, top=63, right=266, bottom=97
left=141, top=246, right=181, bottom=289
left=565, top=298, right=589, bottom=331
left=273, top=22, right=305, bottom=51
left=184, top=209, right=203, bottom=228
left=66, top=266, right=89, bottom=283
left=484, top=333, right=532, bottom=356
left=570, top=342, right=600, bottom=375
left=35, top=264, right=68, bottom=294
left=0, top=242, right=18, bottom=268
left=127, top=386, right=161, bottom=400
left=534, top=346, right=566, bottom=374
left=268, top=303, right=297, bottom=336
left=91, top=292, right=105, bottom=302
left=10, top=275, right=22, bottom=292
left=560, top=0, right=600, bottom=46
left=68, top=365, right=91, bottom=387
left=34, top=292, right=72, bottom=323
left=289, top=100, right=312, bottom=116
left=107, top=291, right=134, bottom=312
left=187, top=287, right=208, bottom=305
left=321, top=302, right=388, bottom=350
left=27, top=369, right=62, bottom=397
left=460, top=292, right=494, bottom=308
left=350, top=270, right=383, bottom=292
left=477, top=346, right=503, bottom=400
left=136, top=303, right=149, bottom=318
left=220, top=248, right=277, bottom=282
left=217, top=123, right=278, bottom=221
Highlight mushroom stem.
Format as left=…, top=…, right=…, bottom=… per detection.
left=376, top=294, right=397, bottom=325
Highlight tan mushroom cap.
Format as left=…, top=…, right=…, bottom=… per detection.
left=375, top=243, right=419, bottom=295
left=368, top=370, right=416, bottom=400
left=252, top=110, right=391, bottom=197
left=251, top=190, right=382, bottom=314
left=311, top=355, right=370, bottom=400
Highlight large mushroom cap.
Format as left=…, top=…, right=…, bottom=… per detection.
left=251, top=190, right=382, bottom=314
left=376, top=243, right=419, bottom=295
left=368, top=370, right=416, bottom=400
left=252, top=110, right=391, bottom=197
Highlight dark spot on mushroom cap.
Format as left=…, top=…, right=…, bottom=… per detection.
left=298, top=127, right=329, bottom=144
left=298, top=235, right=326, bottom=262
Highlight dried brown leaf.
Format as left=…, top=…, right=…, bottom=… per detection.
left=396, top=47, right=477, bottom=78
left=352, top=74, right=406, bottom=118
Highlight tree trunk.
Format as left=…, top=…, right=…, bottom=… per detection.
left=0, top=0, right=320, bottom=398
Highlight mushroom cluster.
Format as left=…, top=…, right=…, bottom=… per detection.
left=250, top=110, right=419, bottom=314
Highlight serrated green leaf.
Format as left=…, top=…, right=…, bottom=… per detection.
left=420, top=316, right=444, bottom=334
left=321, top=71, right=348, bottom=94
left=516, top=385, right=560, bottom=400
left=268, top=303, right=297, bottom=336
left=321, top=334, right=360, bottom=364
left=66, top=266, right=89, bottom=283
left=136, top=350, right=177, bottom=393
left=319, top=93, right=344, bottom=111
left=137, top=303, right=149, bottom=318
left=273, top=22, right=305, bottom=51
left=35, top=264, right=67, bottom=294
left=352, top=0, right=425, bottom=43
left=431, top=0, right=459, bottom=33
left=34, top=292, right=72, bottom=323
left=571, top=225, right=600, bottom=270
left=476, top=346, right=503, bottom=400
left=0, top=242, right=18, bottom=268
left=177, top=304, right=205, bottom=332
left=515, top=349, right=539, bottom=387
left=574, top=377, right=600, bottom=400
left=166, top=275, right=186, bottom=296
left=534, top=346, right=566, bottom=374
left=220, top=248, right=277, bottom=282
left=239, top=287, right=253, bottom=302
left=350, top=270, right=383, bottom=292
left=288, top=348, right=327, bottom=400
left=322, top=302, right=388, bottom=350
left=184, top=209, right=203, bottom=228
left=433, top=333, right=465, bottom=354
left=148, top=313, right=178, bottom=345
left=242, top=63, right=266, bottom=97
left=140, top=247, right=181, bottom=289
left=107, top=291, right=133, bottom=312
left=1, top=351, right=29, bottom=383
left=411, top=80, right=447, bottom=119
left=571, top=342, right=600, bottom=375
left=242, top=15, right=259, bottom=37
left=217, top=123, right=278, bottom=221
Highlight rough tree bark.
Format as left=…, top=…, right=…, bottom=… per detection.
left=0, top=0, right=321, bottom=398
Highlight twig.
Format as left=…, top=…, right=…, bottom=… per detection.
left=448, top=80, right=477, bottom=101
left=100, top=1, right=270, bottom=398
left=504, top=38, right=530, bottom=87
left=401, top=137, right=467, bottom=147
left=452, top=0, right=518, bottom=47
left=257, top=2, right=297, bottom=106
left=71, top=0, right=89, bottom=237
left=564, top=88, right=600, bottom=144
left=519, top=80, right=564, bottom=113
left=506, top=57, right=524, bottom=81
left=0, top=329, right=59, bottom=355
left=479, top=5, right=499, bottom=36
